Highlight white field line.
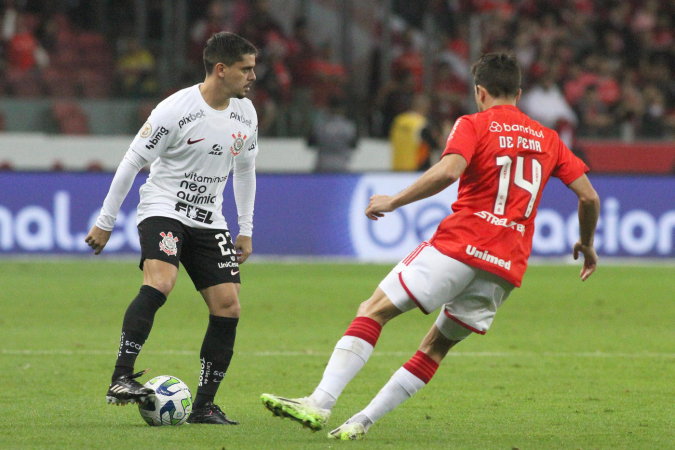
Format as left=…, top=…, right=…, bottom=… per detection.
left=2, top=349, right=675, bottom=358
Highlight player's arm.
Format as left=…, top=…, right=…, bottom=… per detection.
left=85, top=149, right=149, bottom=254
left=366, top=154, right=467, bottom=220
left=567, top=174, right=600, bottom=281
left=232, top=140, right=257, bottom=264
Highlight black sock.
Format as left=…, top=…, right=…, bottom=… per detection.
left=194, top=315, right=238, bottom=409
left=111, top=285, right=167, bottom=382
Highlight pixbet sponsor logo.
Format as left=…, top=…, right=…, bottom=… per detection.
left=178, top=109, right=205, bottom=129
left=230, top=111, right=252, bottom=127
left=466, top=244, right=512, bottom=270
left=145, top=126, right=169, bottom=150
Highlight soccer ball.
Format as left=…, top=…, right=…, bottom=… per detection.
left=138, top=375, right=193, bottom=426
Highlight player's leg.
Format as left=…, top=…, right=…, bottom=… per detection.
left=330, top=266, right=515, bottom=439
left=181, top=227, right=241, bottom=424
left=107, top=218, right=182, bottom=405
left=329, top=324, right=461, bottom=440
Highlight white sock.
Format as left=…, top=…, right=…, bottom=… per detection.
left=309, top=335, right=374, bottom=410
left=359, top=367, right=426, bottom=427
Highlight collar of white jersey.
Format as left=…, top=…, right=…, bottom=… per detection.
left=193, top=84, right=233, bottom=115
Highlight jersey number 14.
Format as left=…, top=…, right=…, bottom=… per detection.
left=494, top=155, right=541, bottom=219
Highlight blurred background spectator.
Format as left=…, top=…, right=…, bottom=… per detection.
left=307, top=96, right=358, bottom=172
left=389, top=94, right=440, bottom=171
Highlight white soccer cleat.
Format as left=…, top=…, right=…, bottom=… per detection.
left=261, top=393, right=331, bottom=431
left=327, top=422, right=367, bottom=440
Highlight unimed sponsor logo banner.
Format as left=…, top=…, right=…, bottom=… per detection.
left=0, top=173, right=673, bottom=259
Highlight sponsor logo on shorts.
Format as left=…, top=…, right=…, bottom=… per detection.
left=230, top=131, right=247, bottom=156
left=474, top=211, right=525, bottom=236
left=140, top=122, right=153, bottom=138
left=159, top=231, right=179, bottom=256
left=145, top=126, right=169, bottom=150
left=218, top=261, right=239, bottom=269
left=466, top=245, right=511, bottom=270
left=178, top=109, right=205, bottom=129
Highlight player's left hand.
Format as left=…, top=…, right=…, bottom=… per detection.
left=235, top=235, right=252, bottom=264
left=365, top=195, right=396, bottom=220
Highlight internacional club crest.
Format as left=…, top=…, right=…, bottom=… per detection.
left=230, top=131, right=247, bottom=156
left=159, top=231, right=179, bottom=256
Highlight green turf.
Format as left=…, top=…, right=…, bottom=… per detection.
left=1, top=261, right=674, bottom=449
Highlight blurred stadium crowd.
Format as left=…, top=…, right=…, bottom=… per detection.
left=0, top=0, right=674, bottom=142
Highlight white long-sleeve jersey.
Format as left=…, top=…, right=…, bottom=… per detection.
left=96, top=84, right=258, bottom=236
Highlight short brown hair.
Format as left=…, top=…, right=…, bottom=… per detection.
left=203, top=32, right=257, bottom=74
left=471, top=52, right=521, bottom=98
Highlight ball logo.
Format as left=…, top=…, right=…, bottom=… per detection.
left=140, top=122, right=153, bottom=138
left=159, top=231, right=179, bottom=256
left=489, top=121, right=503, bottom=132
left=230, top=131, right=247, bottom=156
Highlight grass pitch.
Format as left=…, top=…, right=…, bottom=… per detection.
left=1, top=260, right=674, bottom=449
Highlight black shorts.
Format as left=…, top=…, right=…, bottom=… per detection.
left=138, top=217, right=240, bottom=291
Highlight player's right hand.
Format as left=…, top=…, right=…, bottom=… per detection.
left=365, top=195, right=396, bottom=220
left=573, top=241, right=597, bottom=281
left=85, top=225, right=112, bottom=255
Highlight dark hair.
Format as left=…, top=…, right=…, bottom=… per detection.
left=471, top=52, right=521, bottom=98
left=203, top=32, right=258, bottom=74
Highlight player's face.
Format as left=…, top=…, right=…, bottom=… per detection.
left=222, top=54, right=256, bottom=99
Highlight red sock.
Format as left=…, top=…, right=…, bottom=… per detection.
left=343, top=317, right=382, bottom=347
left=402, top=351, right=439, bottom=384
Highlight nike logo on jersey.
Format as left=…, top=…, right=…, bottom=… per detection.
left=231, top=270, right=239, bottom=276
left=125, top=350, right=138, bottom=354
left=187, top=137, right=205, bottom=144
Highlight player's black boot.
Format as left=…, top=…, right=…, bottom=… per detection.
left=187, top=402, right=239, bottom=425
left=106, top=369, right=154, bottom=405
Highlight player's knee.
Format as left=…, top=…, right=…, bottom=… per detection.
left=148, top=279, right=175, bottom=297
left=210, top=295, right=240, bottom=318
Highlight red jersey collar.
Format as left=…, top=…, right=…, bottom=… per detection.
left=487, top=104, right=519, bottom=112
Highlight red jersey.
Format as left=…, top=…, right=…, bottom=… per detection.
left=429, top=105, right=588, bottom=287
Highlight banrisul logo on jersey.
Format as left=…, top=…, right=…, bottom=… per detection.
left=145, top=127, right=169, bottom=150
left=230, top=131, right=247, bottom=156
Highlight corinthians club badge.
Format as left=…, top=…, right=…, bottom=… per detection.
left=159, top=231, right=179, bottom=256
left=230, top=131, right=247, bottom=156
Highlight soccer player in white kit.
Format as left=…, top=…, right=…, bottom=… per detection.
left=85, top=32, right=259, bottom=424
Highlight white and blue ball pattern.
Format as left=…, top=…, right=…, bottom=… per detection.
left=138, top=375, right=193, bottom=426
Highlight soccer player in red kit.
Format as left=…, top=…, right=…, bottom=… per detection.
left=261, top=53, right=600, bottom=440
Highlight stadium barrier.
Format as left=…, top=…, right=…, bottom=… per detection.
left=1, top=173, right=674, bottom=260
